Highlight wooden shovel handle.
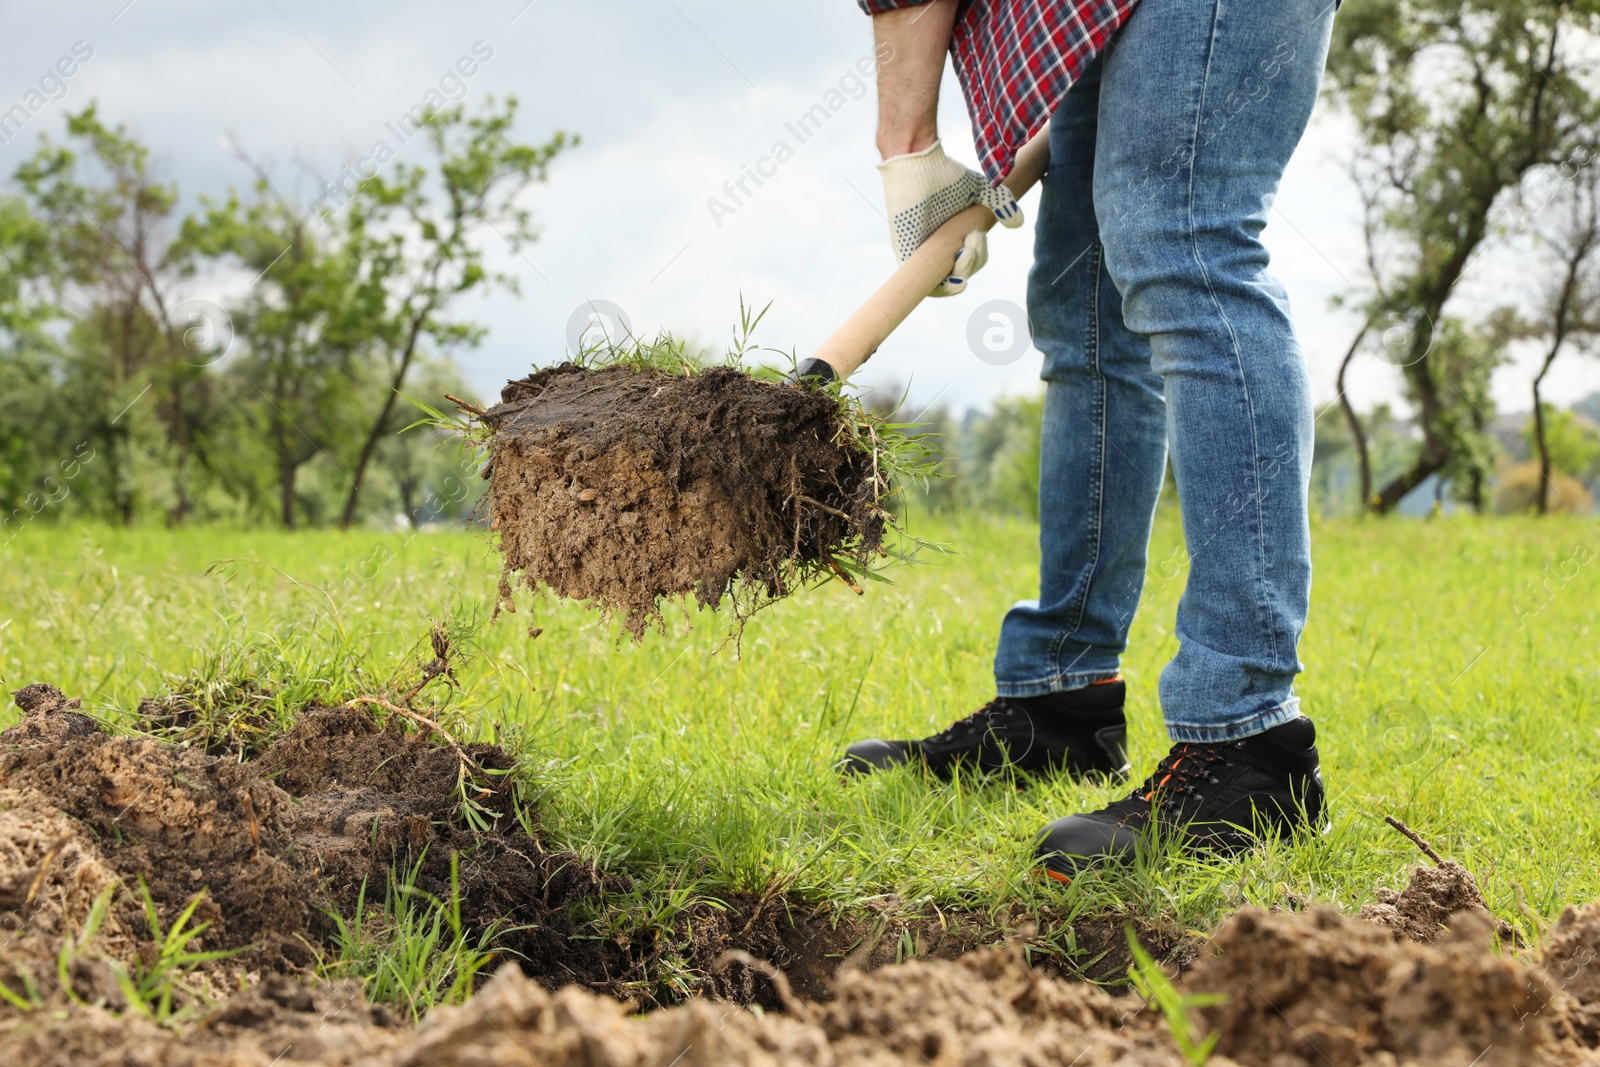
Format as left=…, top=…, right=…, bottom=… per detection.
left=806, top=124, right=1053, bottom=381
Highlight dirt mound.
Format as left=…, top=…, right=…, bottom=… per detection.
left=255, top=704, right=606, bottom=981
left=397, top=949, right=1194, bottom=1067
left=0, top=974, right=404, bottom=1066
left=6, top=821, right=1600, bottom=1065
left=0, top=684, right=605, bottom=999
left=483, top=363, right=885, bottom=638
left=0, top=690, right=310, bottom=964
left=0, top=784, right=132, bottom=990
left=0, top=684, right=1004, bottom=1014
left=1544, top=903, right=1600, bottom=1048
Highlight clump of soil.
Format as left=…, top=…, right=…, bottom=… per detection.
left=482, top=363, right=886, bottom=638
left=1359, top=859, right=1516, bottom=944
left=1192, top=905, right=1571, bottom=1067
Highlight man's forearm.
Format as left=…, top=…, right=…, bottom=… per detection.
left=872, top=0, right=957, bottom=159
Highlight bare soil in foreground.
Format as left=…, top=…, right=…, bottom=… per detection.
left=4, top=684, right=1600, bottom=1066
left=482, top=364, right=886, bottom=638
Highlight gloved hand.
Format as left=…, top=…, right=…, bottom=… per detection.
left=879, top=140, right=1023, bottom=297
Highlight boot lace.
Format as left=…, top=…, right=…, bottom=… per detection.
left=929, top=698, right=1014, bottom=743
left=1135, top=742, right=1232, bottom=811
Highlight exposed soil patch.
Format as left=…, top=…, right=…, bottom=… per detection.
left=0, top=684, right=609, bottom=1001
left=9, top=683, right=1600, bottom=1064
left=482, top=363, right=886, bottom=638
left=10, top=903, right=1600, bottom=1066
left=0, top=685, right=1042, bottom=1015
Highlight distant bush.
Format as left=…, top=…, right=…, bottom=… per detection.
left=1492, top=463, right=1594, bottom=515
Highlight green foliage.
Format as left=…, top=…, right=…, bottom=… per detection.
left=329, top=97, right=570, bottom=529
left=47, top=884, right=119, bottom=1011
left=1325, top=0, right=1600, bottom=511
left=0, top=98, right=557, bottom=530
left=902, top=394, right=1045, bottom=519
left=115, top=883, right=243, bottom=1025
left=1126, top=928, right=1224, bottom=1065
left=311, top=852, right=505, bottom=1022
left=1526, top=406, right=1600, bottom=481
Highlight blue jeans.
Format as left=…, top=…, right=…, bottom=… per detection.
left=992, top=0, right=1336, bottom=743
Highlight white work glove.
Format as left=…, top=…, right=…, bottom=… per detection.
left=878, top=140, right=1023, bottom=297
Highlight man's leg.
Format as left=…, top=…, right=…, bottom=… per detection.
left=994, top=56, right=1168, bottom=699
left=1096, top=0, right=1334, bottom=740
left=1035, top=0, right=1335, bottom=875
left=839, top=59, right=1154, bottom=783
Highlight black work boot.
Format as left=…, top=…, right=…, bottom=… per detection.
left=1034, top=714, right=1325, bottom=881
left=839, top=680, right=1130, bottom=782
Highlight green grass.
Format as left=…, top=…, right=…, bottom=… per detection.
left=2, top=507, right=1598, bottom=955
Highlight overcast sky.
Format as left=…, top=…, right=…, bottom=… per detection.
left=3, top=0, right=1595, bottom=424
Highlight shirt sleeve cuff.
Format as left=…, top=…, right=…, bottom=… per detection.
left=857, top=0, right=938, bottom=13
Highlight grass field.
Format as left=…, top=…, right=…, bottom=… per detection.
left=3, top=506, right=1598, bottom=969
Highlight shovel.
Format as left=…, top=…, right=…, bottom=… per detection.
left=795, top=123, right=1053, bottom=383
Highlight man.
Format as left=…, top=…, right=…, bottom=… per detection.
left=839, top=0, right=1335, bottom=879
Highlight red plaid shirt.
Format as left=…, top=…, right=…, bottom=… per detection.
left=858, top=0, right=1137, bottom=183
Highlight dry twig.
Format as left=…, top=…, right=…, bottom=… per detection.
left=1384, top=815, right=1445, bottom=865
left=349, top=695, right=475, bottom=771
left=827, top=556, right=863, bottom=595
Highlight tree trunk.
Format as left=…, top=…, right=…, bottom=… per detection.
left=269, top=371, right=296, bottom=530
left=168, top=373, right=193, bottom=526
left=1373, top=352, right=1449, bottom=514
left=1335, top=323, right=1373, bottom=513
left=1533, top=378, right=1552, bottom=515
left=340, top=310, right=428, bottom=530
left=278, top=438, right=296, bottom=529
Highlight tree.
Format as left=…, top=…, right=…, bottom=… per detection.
left=1527, top=148, right=1600, bottom=513
left=1429, top=313, right=1515, bottom=512
left=333, top=97, right=571, bottom=529
left=11, top=105, right=208, bottom=523
left=1524, top=406, right=1600, bottom=482
left=0, top=195, right=72, bottom=523
left=182, top=154, right=370, bottom=528
left=1326, top=0, right=1600, bottom=513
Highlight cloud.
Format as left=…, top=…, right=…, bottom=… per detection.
left=2, top=0, right=1592, bottom=416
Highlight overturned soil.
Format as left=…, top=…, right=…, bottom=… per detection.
left=483, top=364, right=885, bottom=638
left=0, top=684, right=1024, bottom=1012
left=8, top=892, right=1600, bottom=1065
left=7, top=682, right=1600, bottom=1064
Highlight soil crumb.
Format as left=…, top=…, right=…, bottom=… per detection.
left=483, top=363, right=885, bottom=638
